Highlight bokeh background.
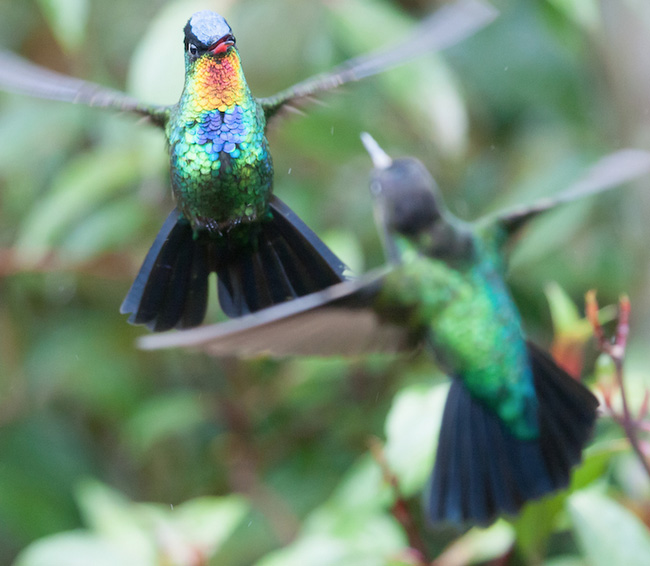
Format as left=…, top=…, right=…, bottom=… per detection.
left=2, top=0, right=650, bottom=564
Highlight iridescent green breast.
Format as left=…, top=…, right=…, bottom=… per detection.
left=378, top=238, right=539, bottom=439
left=167, top=48, right=273, bottom=233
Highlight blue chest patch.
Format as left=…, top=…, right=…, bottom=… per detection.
left=192, top=106, right=247, bottom=159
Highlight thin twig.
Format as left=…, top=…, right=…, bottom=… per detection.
left=368, top=437, right=429, bottom=565
left=586, top=291, right=650, bottom=480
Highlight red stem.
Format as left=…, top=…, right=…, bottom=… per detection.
left=369, top=438, right=429, bottom=565
left=587, top=292, right=650, bottom=480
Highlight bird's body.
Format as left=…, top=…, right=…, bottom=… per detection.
left=0, top=3, right=498, bottom=330
left=377, top=232, right=538, bottom=440
left=138, top=138, right=650, bottom=524
left=168, top=23, right=272, bottom=232
left=117, top=11, right=350, bottom=330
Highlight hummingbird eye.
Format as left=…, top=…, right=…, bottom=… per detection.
left=369, top=180, right=382, bottom=197
left=188, top=43, right=199, bottom=57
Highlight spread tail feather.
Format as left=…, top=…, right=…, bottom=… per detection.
left=121, top=200, right=348, bottom=331
left=426, top=343, right=598, bottom=526
left=216, top=196, right=349, bottom=317
left=120, top=210, right=210, bottom=332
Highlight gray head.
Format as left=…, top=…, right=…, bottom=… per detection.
left=184, top=11, right=236, bottom=61
left=361, top=133, right=444, bottom=236
left=361, top=133, right=474, bottom=263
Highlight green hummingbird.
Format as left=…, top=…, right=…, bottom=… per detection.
left=138, top=135, right=650, bottom=525
left=0, top=1, right=496, bottom=331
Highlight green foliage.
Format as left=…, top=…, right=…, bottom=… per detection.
left=569, top=489, right=650, bottom=566
left=36, top=0, right=89, bottom=53
left=13, top=481, right=249, bottom=566
left=2, top=0, right=650, bottom=565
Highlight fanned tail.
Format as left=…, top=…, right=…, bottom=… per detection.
left=426, top=343, right=599, bottom=526
left=120, top=210, right=210, bottom=332
left=216, top=196, right=349, bottom=317
left=121, top=200, right=348, bottom=331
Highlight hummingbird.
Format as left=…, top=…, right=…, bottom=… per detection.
left=0, top=1, right=496, bottom=332
left=138, top=135, right=650, bottom=525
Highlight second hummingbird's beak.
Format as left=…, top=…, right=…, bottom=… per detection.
left=209, top=34, right=235, bottom=55
left=360, top=132, right=392, bottom=171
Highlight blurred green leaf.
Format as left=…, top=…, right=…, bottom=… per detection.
left=545, top=281, right=588, bottom=338
left=314, top=455, right=387, bottom=517
left=15, top=148, right=145, bottom=264
left=256, top=451, right=405, bottom=566
left=435, top=521, right=515, bottom=566
left=256, top=514, right=406, bottom=566
left=327, top=0, right=468, bottom=157
left=568, top=488, right=650, bottom=566
left=547, top=0, right=600, bottom=31
left=544, top=557, right=586, bottom=566
left=14, top=532, right=128, bottom=566
left=14, top=481, right=248, bottom=566
left=75, top=481, right=154, bottom=562
left=514, top=443, right=618, bottom=560
left=170, top=496, right=250, bottom=555
left=383, top=383, right=448, bottom=497
left=61, top=197, right=149, bottom=261
left=123, top=391, right=210, bottom=458
left=36, top=0, right=89, bottom=53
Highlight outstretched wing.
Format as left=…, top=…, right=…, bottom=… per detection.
left=0, top=50, right=169, bottom=127
left=480, top=149, right=650, bottom=242
left=259, top=0, right=497, bottom=122
left=138, top=269, right=415, bottom=357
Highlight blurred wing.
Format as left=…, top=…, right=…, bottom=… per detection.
left=138, top=270, right=414, bottom=357
left=0, top=50, right=169, bottom=126
left=259, top=0, right=497, bottom=122
left=483, top=149, right=650, bottom=241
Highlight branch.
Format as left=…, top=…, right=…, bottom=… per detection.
left=586, top=291, right=650, bottom=480
left=368, top=437, right=429, bottom=565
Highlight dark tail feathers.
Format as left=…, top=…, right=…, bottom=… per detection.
left=120, top=198, right=348, bottom=332
left=426, top=342, right=598, bottom=526
left=216, top=197, right=348, bottom=317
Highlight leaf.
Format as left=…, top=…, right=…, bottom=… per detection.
left=13, top=532, right=129, bottom=566
left=321, top=454, right=388, bottom=516
left=15, top=148, right=145, bottom=264
left=74, top=481, right=154, bottom=563
left=36, top=0, right=89, bottom=53
left=383, top=383, right=449, bottom=496
left=545, top=281, right=617, bottom=340
left=568, top=489, right=650, bottom=566
left=327, top=0, right=469, bottom=157
left=61, top=197, right=149, bottom=261
left=543, top=557, right=586, bottom=566
left=256, top=514, right=406, bottom=566
left=514, top=443, right=619, bottom=560
left=168, top=495, right=249, bottom=554
left=255, top=536, right=350, bottom=566
left=433, top=521, right=515, bottom=566
left=545, top=282, right=588, bottom=338
left=547, top=0, right=600, bottom=32
left=255, top=454, right=405, bottom=566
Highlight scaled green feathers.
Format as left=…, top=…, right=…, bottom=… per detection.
left=377, top=234, right=538, bottom=440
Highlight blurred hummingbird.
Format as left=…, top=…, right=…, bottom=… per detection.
left=0, top=1, right=496, bottom=331
left=139, top=135, right=650, bottom=525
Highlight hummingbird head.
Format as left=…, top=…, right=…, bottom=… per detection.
left=361, top=133, right=475, bottom=263
left=184, top=11, right=236, bottom=63
left=370, top=157, right=444, bottom=236
left=361, top=133, right=444, bottom=236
